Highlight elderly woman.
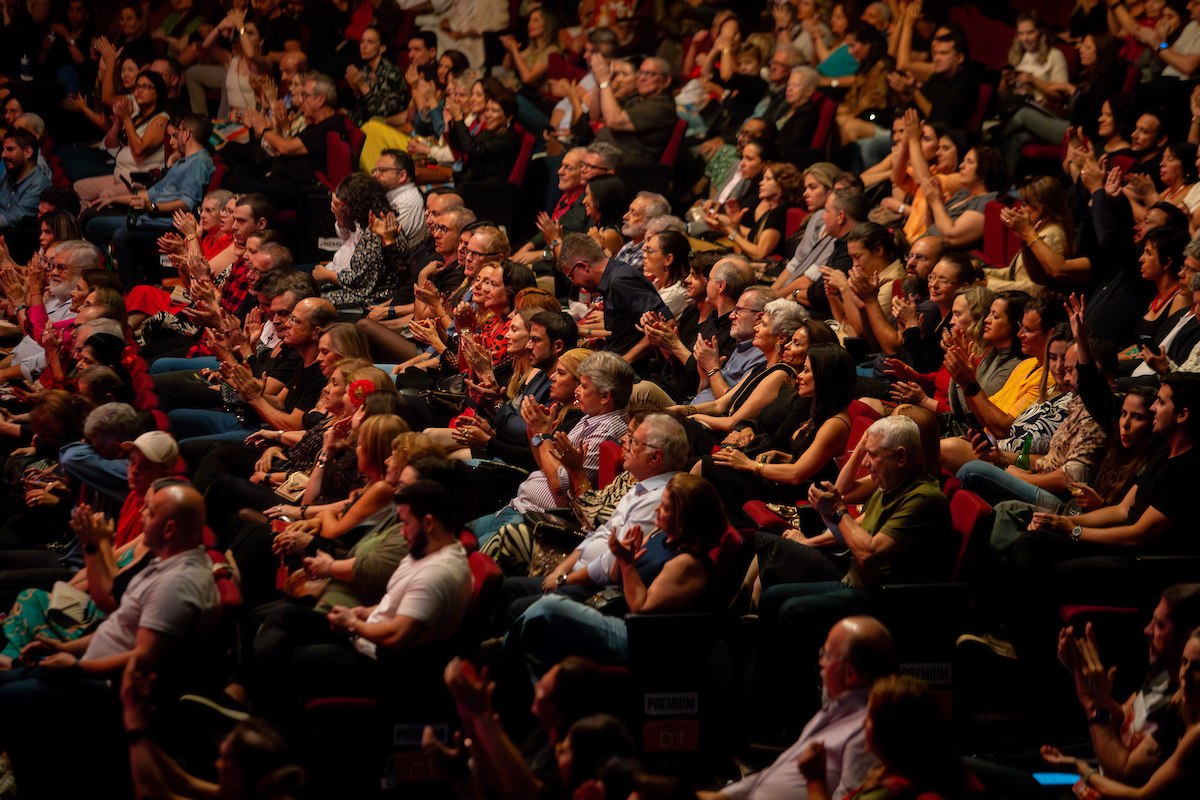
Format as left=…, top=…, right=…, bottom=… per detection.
left=771, top=66, right=821, bottom=164
left=673, top=299, right=808, bottom=452
left=506, top=471, right=728, bottom=675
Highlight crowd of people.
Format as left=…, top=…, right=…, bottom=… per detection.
left=0, top=0, right=1199, bottom=797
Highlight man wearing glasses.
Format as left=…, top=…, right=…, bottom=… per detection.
left=558, top=232, right=671, bottom=357
left=589, top=55, right=678, bottom=165
left=370, top=149, right=426, bottom=247
left=512, top=147, right=590, bottom=267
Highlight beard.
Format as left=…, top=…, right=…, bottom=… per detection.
left=48, top=278, right=73, bottom=303
left=622, top=221, right=649, bottom=240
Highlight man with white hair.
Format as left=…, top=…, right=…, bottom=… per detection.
left=589, top=55, right=679, bottom=165
left=862, top=2, right=892, bottom=33
left=611, top=191, right=670, bottom=273
left=12, top=114, right=50, bottom=181
left=0, top=240, right=99, bottom=385
left=761, top=415, right=952, bottom=651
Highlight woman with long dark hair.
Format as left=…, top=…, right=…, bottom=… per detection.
left=699, top=343, right=857, bottom=527
left=317, top=173, right=408, bottom=307
left=642, top=231, right=692, bottom=317
left=834, top=22, right=896, bottom=146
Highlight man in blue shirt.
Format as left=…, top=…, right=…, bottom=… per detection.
left=84, top=114, right=215, bottom=288
left=0, top=128, right=48, bottom=229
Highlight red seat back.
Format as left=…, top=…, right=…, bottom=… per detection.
left=810, top=92, right=837, bottom=155
left=786, top=206, right=808, bottom=239
left=208, top=158, right=226, bottom=193
left=1122, top=62, right=1139, bottom=93
left=966, top=83, right=992, bottom=137
left=598, top=439, right=623, bottom=488
left=1056, top=42, right=1079, bottom=81
left=509, top=127, right=536, bottom=184
left=948, top=489, right=991, bottom=582
left=321, top=132, right=354, bottom=191
left=467, top=550, right=502, bottom=619
left=660, top=118, right=688, bottom=167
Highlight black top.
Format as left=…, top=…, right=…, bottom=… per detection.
left=1129, top=447, right=1200, bottom=553
left=921, top=69, right=977, bottom=129
left=257, top=14, right=304, bottom=55
left=594, top=93, right=678, bottom=165
left=270, top=113, right=346, bottom=185
left=773, top=101, right=821, bottom=165
left=597, top=259, right=672, bottom=356
left=450, top=123, right=521, bottom=183
left=281, top=360, right=326, bottom=416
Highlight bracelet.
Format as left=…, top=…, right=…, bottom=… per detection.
left=1080, top=768, right=1099, bottom=785
left=706, top=366, right=720, bottom=377
left=300, top=504, right=309, bottom=519
left=754, top=461, right=765, bottom=477
left=685, top=405, right=697, bottom=416
left=387, top=306, right=397, bottom=320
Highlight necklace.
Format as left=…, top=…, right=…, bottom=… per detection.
left=1150, top=283, right=1180, bottom=314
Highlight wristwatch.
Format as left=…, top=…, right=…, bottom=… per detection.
left=1088, top=707, right=1111, bottom=725
left=531, top=433, right=547, bottom=448
left=830, top=78, right=840, bottom=89
left=831, top=508, right=847, bottom=525
left=963, top=382, right=982, bottom=397
left=150, top=202, right=159, bottom=214
left=599, top=81, right=611, bottom=90
left=556, top=573, right=568, bottom=587
left=1071, top=525, right=1083, bottom=542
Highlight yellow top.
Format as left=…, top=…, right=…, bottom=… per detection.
left=988, top=356, right=1052, bottom=418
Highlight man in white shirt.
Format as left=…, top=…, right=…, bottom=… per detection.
left=700, top=616, right=897, bottom=800
left=372, top=149, right=427, bottom=248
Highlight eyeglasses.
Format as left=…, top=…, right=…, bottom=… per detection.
left=730, top=305, right=761, bottom=317
left=1018, top=325, right=1044, bottom=336
left=927, top=275, right=961, bottom=286
left=431, top=224, right=450, bottom=235
left=817, top=647, right=844, bottom=664
left=642, top=246, right=661, bottom=255
left=465, top=248, right=502, bottom=260
left=637, top=70, right=666, bottom=78
left=565, top=261, right=586, bottom=282
left=372, top=166, right=400, bottom=174
left=580, top=162, right=610, bottom=172
left=906, top=253, right=930, bottom=262
left=622, top=431, right=659, bottom=450
left=134, top=83, right=155, bottom=90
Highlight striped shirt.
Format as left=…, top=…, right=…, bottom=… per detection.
left=510, top=408, right=629, bottom=514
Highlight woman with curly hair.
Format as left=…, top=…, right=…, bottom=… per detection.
left=316, top=173, right=410, bottom=307
left=706, top=161, right=804, bottom=260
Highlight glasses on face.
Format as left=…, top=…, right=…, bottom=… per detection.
left=906, top=252, right=930, bottom=262
left=372, top=166, right=400, bottom=174
left=298, top=91, right=313, bottom=99
left=565, top=261, right=586, bottom=282
left=1018, top=325, right=1043, bottom=336
left=928, top=275, right=960, bottom=286
left=622, top=431, right=659, bottom=450
left=730, top=305, right=760, bottom=317
left=642, top=246, right=661, bottom=256
left=431, top=224, right=450, bottom=235
left=465, top=248, right=501, bottom=260
left=637, top=69, right=665, bottom=78
left=581, top=162, right=609, bottom=172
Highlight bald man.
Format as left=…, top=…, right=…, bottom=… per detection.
left=0, top=480, right=219, bottom=798
left=700, top=617, right=898, bottom=800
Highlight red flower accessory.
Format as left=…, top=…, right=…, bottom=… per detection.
left=347, top=379, right=377, bottom=407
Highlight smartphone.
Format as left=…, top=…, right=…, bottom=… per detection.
left=1138, top=333, right=1155, bottom=348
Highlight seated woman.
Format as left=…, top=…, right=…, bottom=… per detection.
left=449, top=87, right=521, bottom=185
left=73, top=69, right=169, bottom=209
left=505, top=472, right=728, bottom=675
left=641, top=231, right=692, bottom=317
left=315, top=174, right=409, bottom=308
left=1062, top=94, right=1134, bottom=191
left=941, top=321, right=1075, bottom=476
left=696, top=29, right=769, bottom=158
left=404, top=69, right=476, bottom=179
left=580, top=176, right=628, bottom=261
left=1125, top=142, right=1200, bottom=229
left=36, top=209, right=82, bottom=259
left=768, top=66, right=822, bottom=168
left=705, top=161, right=804, bottom=261
left=1000, top=31, right=1126, bottom=178
left=673, top=299, right=808, bottom=454
left=922, top=145, right=1009, bottom=252
left=499, top=8, right=560, bottom=99
left=887, top=285, right=997, bottom=414
left=825, top=221, right=908, bottom=342
left=1118, top=227, right=1192, bottom=370
left=688, top=133, right=770, bottom=239
left=813, top=3, right=856, bottom=79
left=985, top=175, right=1075, bottom=295
left=834, top=23, right=896, bottom=147
left=697, top=343, right=857, bottom=528
left=888, top=109, right=963, bottom=245
left=192, top=8, right=265, bottom=121
left=996, top=11, right=1070, bottom=115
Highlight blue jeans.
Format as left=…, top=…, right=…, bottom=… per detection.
left=468, top=506, right=523, bottom=547
left=956, top=460, right=1065, bottom=510
left=167, top=407, right=255, bottom=441
left=509, top=593, right=629, bottom=679
left=150, top=356, right=219, bottom=375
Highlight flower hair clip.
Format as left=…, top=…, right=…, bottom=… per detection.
left=347, top=379, right=377, bottom=407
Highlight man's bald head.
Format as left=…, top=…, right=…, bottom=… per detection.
left=428, top=191, right=463, bottom=216
left=838, top=616, right=897, bottom=686
left=148, top=482, right=207, bottom=554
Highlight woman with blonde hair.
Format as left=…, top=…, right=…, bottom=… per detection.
left=986, top=175, right=1074, bottom=295
left=1000, top=11, right=1069, bottom=107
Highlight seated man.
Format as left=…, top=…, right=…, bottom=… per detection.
left=84, top=114, right=216, bottom=288
left=493, top=412, right=689, bottom=627
left=511, top=147, right=589, bottom=268
left=59, top=401, right=145, bottom=509
left=589, top=55, right=678, bottom=166
left=467, top=350, right=633, bottom=545
left=1012, top=373, right=1200, bottom=607
left=698, top=617, right=897, bottom=800
left=0, top=481, right=218, bottom=799
left=229, top=74, right=347, bottom=211
left=1049, top=583, right=1200, bottom=786
left=0, top=128, right=50, bottom=229
left=254, top=479, right=471, bottom=712
left=762, top=416, right=952, bottom=653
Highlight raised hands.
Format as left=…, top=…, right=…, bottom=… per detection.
left=367, top=209, right=400, bottom=246
left=172, top=208, right=199, bottom=240
left=608, top=524, right=645, bottom=564
left=69, top=502, right=115, bottom=545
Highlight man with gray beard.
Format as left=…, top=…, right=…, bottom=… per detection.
left=610, top=191, right=669, bottom=273
left=0, top=240, right=100, bottom=384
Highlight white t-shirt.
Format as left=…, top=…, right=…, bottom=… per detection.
left=355, top=542, right=472, bottom=659
left=1164, top=21, right=1200, bottom=79
left=1012, top=48, right=1069, bottom=102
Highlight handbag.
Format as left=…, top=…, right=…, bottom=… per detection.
left=583, top=585, right=628, bottom=616
left=275, top=471, right=310, bottom=502
left=524, top=510, right=585, bottom=578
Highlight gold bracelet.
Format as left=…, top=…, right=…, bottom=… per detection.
left=755, top=461, right=765, bottom=477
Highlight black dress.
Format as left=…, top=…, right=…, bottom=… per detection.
left=450, top=123, right=521, bottom=184
left=684, top=363, right=796, bottom=455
